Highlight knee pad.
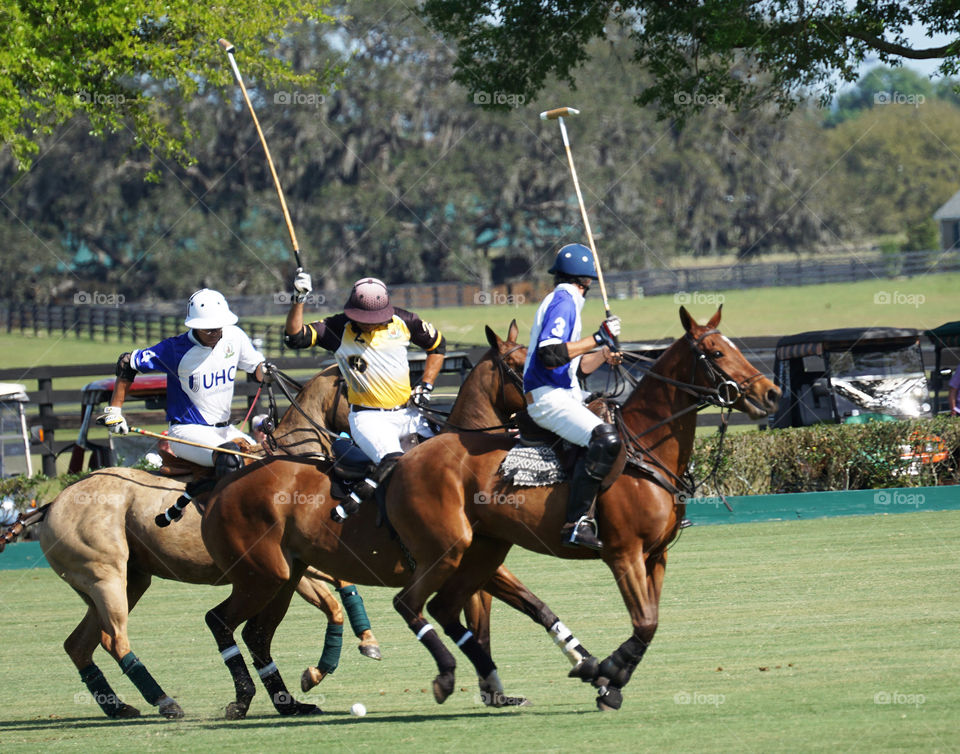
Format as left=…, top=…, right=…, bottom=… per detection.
left=585, top=424, right=621, bottom=479
left=213, top=443, right=243, bottom=479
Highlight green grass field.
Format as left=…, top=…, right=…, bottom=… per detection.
left=1, top=510, right=957, bottom=752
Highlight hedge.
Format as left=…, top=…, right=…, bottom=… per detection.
left=689, top=417, right=960, bottom=496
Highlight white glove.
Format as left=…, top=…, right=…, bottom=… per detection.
left=293, top=271, right=312, bottom=303
left=97, top=406, right=129, bottom=435
left=411, top=382, right=433, bottom=408
left=593, top=315, right=621, bottom=348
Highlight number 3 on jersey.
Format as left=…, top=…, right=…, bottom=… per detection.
left=550, top=317, right=566, bottom=339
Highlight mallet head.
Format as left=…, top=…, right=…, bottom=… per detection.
left=540, top=107, right=580, bottom=120
left=218, top=38, right=236, bottom=54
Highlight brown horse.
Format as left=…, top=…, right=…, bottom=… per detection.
left=32, top=363, right=374, bottom=720
left=199, top=322, right=598, bottom=718
left=386, top=307, right=781, bottom=710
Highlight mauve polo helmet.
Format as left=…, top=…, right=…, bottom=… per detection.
left=343, top=277, right=394, bottom=324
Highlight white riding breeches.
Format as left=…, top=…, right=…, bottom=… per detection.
left=348, top=406, right=435, bottom=463
left=526, top=386, right=603, bottom=447
left=165, top=423, right=253, bottom=466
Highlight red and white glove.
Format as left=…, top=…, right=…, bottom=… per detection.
left=593, top=316, right=621, bottom=349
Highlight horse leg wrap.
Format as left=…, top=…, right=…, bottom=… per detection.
left=597, top=636, right=648, bottom=689
left=256, top=659, right=293, bottom=711
left=337, top=584, right=372, bottom=636
left=216, top=642, right=256, bottom=711
left=443, top=622, right=496, bottom=678
left=119, top=651, right=165, bottom=706
left=79, top=663, right=127, bottom=717
left=410, top=618, right=456, bottom=673
left=548, top=619, right=588, bottom=667
left=316, top=623, right=343, bottom=675
left=156, top=492, right=191, bottom=527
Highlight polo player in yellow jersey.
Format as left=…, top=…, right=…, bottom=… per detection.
left=284, top=274, right=445, bottom=521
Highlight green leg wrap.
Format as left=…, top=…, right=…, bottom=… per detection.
left=119, top=651, right=165, bottom=705
left=79, top=663, right=125, bottom=716
left=317, top=623, right=343, bottom=675
left=337, top=584, right=372, bottom=636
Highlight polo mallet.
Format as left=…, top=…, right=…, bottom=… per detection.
left=131, top=427, right=260, bottom=460
left=541, top=106, right=619, bottom=350
left=218, top=37, right=304, bottom=271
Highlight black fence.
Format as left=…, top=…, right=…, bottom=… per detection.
left=3, top=250, right=957, bottom=354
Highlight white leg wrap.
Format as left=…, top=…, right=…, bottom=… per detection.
left=257, top=661, right=278, bottom=679
left=415, top=623, right=434, bottom=641
left=549, top=620, right=584, bottom=666
left=220, top=645, right=241, bottom=661
left=456, top=630, right=474, bottom=647
left=480, top=669, right=504, bottom=694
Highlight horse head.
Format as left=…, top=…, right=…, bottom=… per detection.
left=679, top=305, right=780, bottom=419
left=484, top=319, right=527, bottom=417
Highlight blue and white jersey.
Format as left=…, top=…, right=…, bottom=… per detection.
left=130, top=326, right=264, bottom=426
left=523, top=283, right=584, bottom=392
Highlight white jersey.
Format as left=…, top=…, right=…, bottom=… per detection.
left=131, top=326, right=264, bottom=426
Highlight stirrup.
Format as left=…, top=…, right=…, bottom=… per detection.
left=563, top=516, right=602, bottom=551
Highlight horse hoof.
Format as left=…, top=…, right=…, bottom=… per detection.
left=301, top=666, right=326, bottom=692
left=358, top=643, right=382, bottom=661
left=432, top=671, right=455, bottom=704
left=568, top=656, right=600, bottom=684
left=224, top=702, right=248, bottom=720
left=292, top=702, right=323, bottom=716
left=107, top=703, right=141, bottom=719
left=596, top=685, right=623, bottom=711
left=158, top=697, right=184, bottom=719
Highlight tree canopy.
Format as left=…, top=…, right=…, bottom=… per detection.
left=0, top=0, right=340, bottom=169
left=421, top=0, right=960, bottom=120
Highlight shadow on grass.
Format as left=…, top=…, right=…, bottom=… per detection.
left=0, top=707, right=588, bottom=733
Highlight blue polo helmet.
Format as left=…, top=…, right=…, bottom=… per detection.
left=548, top=243, right=598, bottom=279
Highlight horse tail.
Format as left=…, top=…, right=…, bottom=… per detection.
left=0, top=501, right=53, bottom=553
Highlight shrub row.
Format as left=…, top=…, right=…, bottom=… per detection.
left=689, top=417, right=960, bottom=496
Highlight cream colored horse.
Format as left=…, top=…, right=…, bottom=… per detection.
left=37, top=365, right=372, bottom=719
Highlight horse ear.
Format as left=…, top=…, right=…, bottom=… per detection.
left=485, top=325, right=500, bottom=350
left=507, top=318, right=519, bottom=344
left=679, top=306, right=695, bottom=333
left=706, top=304, right=722, bottom=329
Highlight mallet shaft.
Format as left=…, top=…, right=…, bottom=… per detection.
left=540, top=107, right=580, bottom=120
left=218, top=38, right=303, bottom=270
left=130, top=427, right=260, bottom=459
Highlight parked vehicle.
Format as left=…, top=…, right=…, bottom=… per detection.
left=770, top=327, right=931, bottom=429
left=0, top=382, right=32, bottom=477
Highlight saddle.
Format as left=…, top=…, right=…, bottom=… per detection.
left=502, top=397, right=624, bottom=488
left=329, top=437, right=377, bottom=500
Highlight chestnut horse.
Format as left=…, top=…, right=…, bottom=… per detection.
left=32, top=364, right=373, bottom=720
left=200, top=322, right=597, bottom=718
left=386, top=307, right=781, bottom=710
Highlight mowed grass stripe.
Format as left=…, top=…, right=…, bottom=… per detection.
left=0, top=510, right=957, bottom=752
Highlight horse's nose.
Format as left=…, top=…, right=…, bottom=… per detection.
left=765, top=385, right=782, bottom=411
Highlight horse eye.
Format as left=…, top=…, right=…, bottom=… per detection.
left=712, top=350, right=723, bottom=358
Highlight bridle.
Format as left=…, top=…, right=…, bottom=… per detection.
left=615, top=328, right=764, bottom=500
left=495, top=343, right=526, bottom=412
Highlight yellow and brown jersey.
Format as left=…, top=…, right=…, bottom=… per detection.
left=285, top=308, right=445, bottom=409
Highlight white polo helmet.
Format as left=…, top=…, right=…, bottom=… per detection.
left=184, top=289, right=238, bottom=329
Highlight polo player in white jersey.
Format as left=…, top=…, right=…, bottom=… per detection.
left=99, top=288, right=267, bottom=469
left=284, top=273, right=445, bottom=521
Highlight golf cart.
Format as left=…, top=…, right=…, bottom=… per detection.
left=0, top=382, right=32, bottom=477
left=67, top=374, right=168, bottom=472
left=770, top=327, right=931, bottom=429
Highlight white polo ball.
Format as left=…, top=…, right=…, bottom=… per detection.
left=350, top=702, right=367, bottom=717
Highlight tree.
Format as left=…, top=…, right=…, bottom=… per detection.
left=0, top=1, right=340, bottom=170
left=421, top=1, right=960, bottom=122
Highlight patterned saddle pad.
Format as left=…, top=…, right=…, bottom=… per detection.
left=499, top=445, right=567, bottom=487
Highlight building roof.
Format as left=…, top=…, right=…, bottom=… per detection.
left=933, top=189, right=960, bottom=221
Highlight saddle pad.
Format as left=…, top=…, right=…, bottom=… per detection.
left=499, top=445, right=567, bottom=487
